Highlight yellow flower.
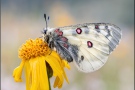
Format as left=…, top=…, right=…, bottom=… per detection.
left=13, top=38, right=70, bottom=90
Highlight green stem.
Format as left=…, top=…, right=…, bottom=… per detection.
left=48, top=77, right=51, bottom=90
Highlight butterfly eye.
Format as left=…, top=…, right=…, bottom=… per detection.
left=43, top=30, right=47, bottom=34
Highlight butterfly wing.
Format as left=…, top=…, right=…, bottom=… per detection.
left=51, top=23, right=121, bottom=72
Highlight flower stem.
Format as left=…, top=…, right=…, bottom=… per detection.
left=48, top=78, right=51, bottom=90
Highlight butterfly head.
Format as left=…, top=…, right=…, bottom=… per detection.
left=42, top=27, right=54, bottom=44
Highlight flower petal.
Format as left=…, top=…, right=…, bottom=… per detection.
left=45, top=51, right=69, bottom=88
left=38, top=57, right=49, bottom=90
left=24, top=60, right=31, bottom=90
left=53, top=76, right=59, bottom=88
left=13, top=60, right=25, bottom=82
left=62, top=60, right=70, bottom=70
left=24, top=57, right=49, bottom=90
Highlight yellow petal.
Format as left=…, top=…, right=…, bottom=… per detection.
left=38, top=56, right=49, bottom=90
left=61, top=68, right=69, bottom=84
left=50, top=52, right=70, bottom=84
left=45, top=51, right=70, bottom=88
left=57, top=76, right=64, bottom=88
left=53, top=76, right=58, bottom=88
left=62, top=60, right=70, bottom=69
left=53, top=76, right=64, bottom=88
left=13, top=60, right=25, bottom=82
left=24, top=60, right=31, bottom=90
left=24, top=57, right=49, bottom=90
left=49, top=51, right=62, bottom=63
left=45, top=55, right=63, bottom=76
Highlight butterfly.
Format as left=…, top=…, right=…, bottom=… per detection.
left=42, top=14, right=122, bottom=73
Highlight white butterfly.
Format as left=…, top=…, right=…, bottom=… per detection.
left=42, top=14, right=122, bottom=73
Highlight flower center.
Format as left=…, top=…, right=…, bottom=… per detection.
left=18, top=38, right=51, bottom=60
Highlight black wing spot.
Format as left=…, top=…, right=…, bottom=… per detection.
left=81, top=55, right=84, bottom=60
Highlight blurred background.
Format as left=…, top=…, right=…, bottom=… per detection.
left=1, top=0, right=134, bottom=90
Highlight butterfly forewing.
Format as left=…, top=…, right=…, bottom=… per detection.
left=46, top=23, right=122, bottom=72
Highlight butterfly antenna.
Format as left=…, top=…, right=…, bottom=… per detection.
left=48, top=16, right=49, bottom=26
left=44, top=14, right=48, bottom=30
